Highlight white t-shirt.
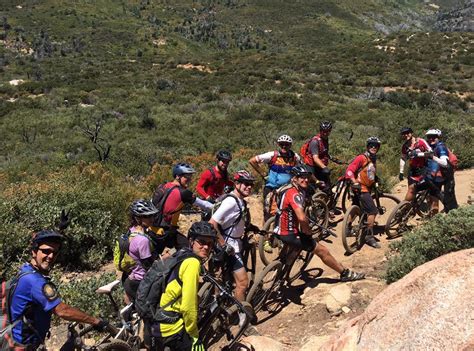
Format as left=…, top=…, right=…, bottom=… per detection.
left=211, top=195, right=246, bottom=253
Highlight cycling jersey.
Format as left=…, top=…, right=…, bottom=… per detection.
left=128, top=226, right=158, bottom=281
left=196, top=166, right=234, bottom=200
left=345, top=153, right=376, bottom=193
left=275, top=187, right=305, bottom=236
left=401, top=138, right=431, bottom=171
left=162, top=182, right=195, bottom=226
left=428, top=141, right=450, bottom=182
left=256, top=150, right=300, bottom=189
left=152, top=256, right=201, bottom=339
left=10, top=264, right=61, bottom=345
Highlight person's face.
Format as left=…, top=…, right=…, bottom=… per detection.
left=367, top=144, right=380, bottom=155
left=191, top=237, right=215, bottom=259
left=278, top=142, right=292, bottom=154
left=426, top=135, right=438, bottom=146
left=139, top=216, right=154, bottom=228
left=401, top=131, right=412, bottom=142
left=32, top=242, right=61, bottom=273
left=178, top=174, right=193, bottom=188
left=320, top=129, right=331, bottom=140
left=293, top=174, right=310, bottom=189
left=236, top=181, right=253, bottom=197
left=217, top=158, right=230, bottom=172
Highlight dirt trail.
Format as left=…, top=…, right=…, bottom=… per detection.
left=245, top=168, right=474, bottom=350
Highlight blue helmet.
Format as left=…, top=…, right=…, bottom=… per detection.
left=172, top=163, right=196, bottom=178
left=31, top=229, right=64, bottom=249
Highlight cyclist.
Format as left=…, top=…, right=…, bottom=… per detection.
left=122, top=199, right=162, bottom=302
left=196, top=150, right=234, bottom=202
left=301, top=121, right=338, bottom=194
left=249, top=134, right=301, bottom=223
left=150, top=222, right=216, bottom=351
left=425, top=129, right=458, bottom=213
left=209, top=170, right=259, bottom=303
left=274, top=165, right=365, bottom=282
left=152, top=163, right=213, bottom=253
left=9, top=230, right=107, bottom=348
left=345, top=137, right=382, bottom=249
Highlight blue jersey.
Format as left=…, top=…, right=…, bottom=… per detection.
left=427, top=141, right=449, bottom=182
left=10, top=264, right=61, bottom=345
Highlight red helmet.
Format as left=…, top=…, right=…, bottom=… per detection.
left=233, top=170, right=256, bottom=183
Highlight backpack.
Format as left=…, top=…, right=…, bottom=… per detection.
left=300, top=136, right=319, bottom=166
left=113, top=230, right=156, bottom=273
left=266, top=183, right=293, bottom=217
left=447, top=148, right=458, bottom=170
left=273, top=184, right=294, bottom=226
left=135, top=249, right=198, bottom=323
left=1, top=271, right=35, bottom=350
left=208, top=167, right=228, bottom=183
left=152, top=184, right=179, bottom=228
left=210, top=193, right=249, bottom=236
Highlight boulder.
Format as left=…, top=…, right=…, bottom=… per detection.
left=320, top=249, right=474, bottom=350
left=239, top=335, right=287, bottom=351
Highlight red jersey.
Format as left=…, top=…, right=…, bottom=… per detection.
left=196, top=167, right=234, bottom=200
left=276, top=187, right=305, bottom=236
left=161, top=182, right=195, bottom=226
left=345, top=153, right=376, bottom=193
left=401, top=138, right=431, bottom=170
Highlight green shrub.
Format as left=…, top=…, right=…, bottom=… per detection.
left=385, top=206, right=474, bottom=284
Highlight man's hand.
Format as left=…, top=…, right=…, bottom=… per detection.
left=223, top=244, right=235, bottom=256
left=321, top=167, right=331, bottom=175
left=58, top=209, right=71, bottom=231
left=93, top=318, right=109, bottom=332
left=351, top=183, right=361, bottom=193
left=246, top=223, right=260, bottom=233
left=424, top=151, right=434, bottom=159
left=192, top=337, right=205, bottom=351
left=399, top=173, right=404, bottom=181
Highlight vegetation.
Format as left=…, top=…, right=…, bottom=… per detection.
left=385, top=205, right=474, bottom=284
left=0, top=0, right=472, bottom=274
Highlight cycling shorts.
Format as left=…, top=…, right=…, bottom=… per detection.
left=277, top=233, right=316, bottom=252
left=359, top=192, right=378, bottom=215
left=228, top=252, right=245, bottom=272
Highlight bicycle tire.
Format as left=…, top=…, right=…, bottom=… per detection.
left=287, top=249, right=314, bottom=284
left=198, top=281, right=214, bottom=309
left=341, top=184, right=354, bottom=213
left=374, top=193, right=400, bottom=226
left=245, top=260, right=282, bottom=313
left=414, top=191, right=430, bottom=218
left=385, top=200, right=414, bottom=238
left=98, top=340, right=132, bottom=351
left=258, top=216, right=283, bottom=266
left=341, top=205, right=362, bottom=254
left=221, top=301, right=255, bottom=350
left=306, top=198, right=329, bottom=238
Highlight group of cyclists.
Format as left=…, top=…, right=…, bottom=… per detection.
left=5, top=120, right=458, bottom=351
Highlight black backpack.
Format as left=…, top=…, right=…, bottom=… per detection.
left=151, top=184, right=179, bottom=228
left=135, top=249, right=199, bottom=323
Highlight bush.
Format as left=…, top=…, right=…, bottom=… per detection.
left=385, top=205, right=474, bottom=284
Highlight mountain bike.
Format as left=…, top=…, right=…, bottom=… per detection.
left=198, top=272, right=256, bottom=350
left=385, top=187, right=434, bottom=238
left=258, top=197, right=327, bottom=266
left=60, top=280, right=142, bottom=351
left=341, top=185, right=400, bottom=254
left=246, top=236, right=313, bottom=313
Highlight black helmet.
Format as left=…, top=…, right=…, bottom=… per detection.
left=130, top=199, right=159, bottom=217
left=366, top=136, right=381, bottom=147
left=290, top=165, right=313, bottom=177
left=400, top=127, right=413, bottom=135
left=216, top=150, right=232, bottom=161
left=233, top=170, right=256, bottom=183
left=320, top=121, right=333, bottom=131
left=32, top=229, right=64, bottom=249
left=172, top=163, right=196, bottom=178
left=188, top=221, right=217, bottom=240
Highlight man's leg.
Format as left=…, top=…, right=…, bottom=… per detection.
left=313, top=243, right=344, bottom=274
left=233, top=268, right=249, bottom=302
left=359, top=193, right=380, bottom=248
left=443, top=174, right=458, bottom=213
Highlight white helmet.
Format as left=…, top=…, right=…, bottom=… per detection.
left=426, top=129, right=442, bottom=138
left=277, top=134, right=293, bottom=144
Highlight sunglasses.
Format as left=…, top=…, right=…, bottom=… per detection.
left=297, top=175, right=310, bottom=179
left=278, top=143, right=291, bottom=147
left=426, top=135, right=438, bottom=139
left=38, top=248, right=60, bottom=256
left=195, top=238, right=215, bottom=247
left=368, top=144, right=380, bottom=149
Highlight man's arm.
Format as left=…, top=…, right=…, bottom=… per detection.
left=179, top=258, right=201, bottom=339
left=293, top=206, right=312, bottom=237
left=209, top=218, right=225, bottom=246
left=54, top=302, right=101, bottom=325
left=196, top=170, right=212, bottom=200
left=249, top=156, right=266, bottom=179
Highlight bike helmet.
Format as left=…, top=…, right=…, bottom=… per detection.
left=276, top=134, right=293, bottom=144
left=320, top=121, right=333, bottom=131
left=400, top=127, right=413, bottom=135
left=366, top=136, right=381, bottom=147
left=216, top=150, right=232, bottom=161
left=233, top=170, right=256, bottom=183
left=130, top=199, right=159, bottom=217
left=290, top=165, right=313, bottom=177
left=188, top=221, right=217, bottom=240
left=31, top=229, right=64, bottom=249
left=425, top=129, right=442, bottom=138
left=172, top=162, right=196, bottom=178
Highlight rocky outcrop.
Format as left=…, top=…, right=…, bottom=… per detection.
left=239, top=335, right=287, bottom=350
left=320, top=249, right=474, bottom=350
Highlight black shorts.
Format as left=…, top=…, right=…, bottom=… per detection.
left=228, top=252, right=245, bottom=272
left=123, top=277, right=141, bottom=301
left=277, top=233, right=317, bottom=252
left=359, top=192, right=378, bottom=215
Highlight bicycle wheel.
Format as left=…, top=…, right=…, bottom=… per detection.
left=198, top=282, right=214, bottom=309
left=306, top=198, right=329, bottom=238
left=258, top=216, right=284, bottom=266
left=374, top=194, right=400, bottom=226
left=287, top=249, right=314, bottom=284
left=341, top=185, right=354, bottom=213
left=385, top=200, right=415, bottom=238
left=246, top=260, right=282, bottom=313
left=341, top=205, right=362, bottom=254
left=98, top=340, right=132, bottom=351
left=414, top=191, right=430, bottom=218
